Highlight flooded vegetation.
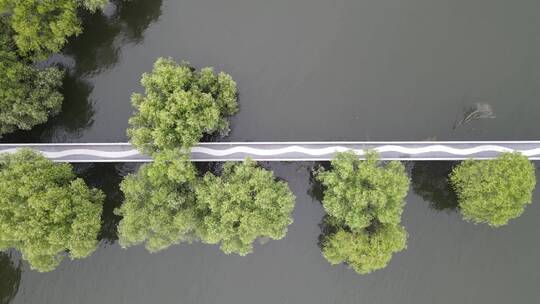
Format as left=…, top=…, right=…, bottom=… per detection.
left=1, top=0, right=540, bottom=303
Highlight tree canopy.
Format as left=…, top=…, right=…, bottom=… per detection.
left=127, top=57, right=238, bottom=155
left=316, top=151, right=409, bottom=274
left=0, top=19, right=63, bottom=137
left=450, top=152, right=536, bottom=227
left=196, top=159, right=295, bottom=255
left=0, top=0, right=108, bottom=59
left=317, top=151, right=410, bottom=231
left=116, top=150, right=200, bottom=252
left=116, top=157, right=295, bottom=256
left=0, top=149, right=104, bottom=272
left=321, top=220, right=407, bottom=275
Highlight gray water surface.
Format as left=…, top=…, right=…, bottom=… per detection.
left=1, top=0, right=540, bottom=303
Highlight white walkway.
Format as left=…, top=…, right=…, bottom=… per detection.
left=1, top=141, right=539, bottom=162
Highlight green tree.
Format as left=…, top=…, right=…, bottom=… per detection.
left=128, top=57, right=238, bottom=155
left=196, top=159, right=295, bottom=255
left=321, top=221, right=407, bottom=275
left=0, top=19, right=63, bottom=137
left=450, top=152, right=536, bottom=227
left=0, top=0, right=108, bottom=59
left=0, top=149, right=104, bottom=272
left=116, top=158, right=295, bottom=256
left=116, top=150, right=201, bottom=252
left=316, top=151, right=410, bottom=231
left=317, top=151, right=409, bottom=274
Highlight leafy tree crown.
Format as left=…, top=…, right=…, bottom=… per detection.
left=450, top=152, right=536, bottom=227
left=115, top=150, right=200, bottom=252
left=317, top=151, right=410, bottom=274
left=316, top=151, right=410, bottom=230
left=0, top=0, right=108, bottom=59
left=0, top=149, right=104, bottom=272
left=196, top=159, right=295, bottom=255
left=127, top=57, right=238, bottom=155
left=0, top=19, right=63, bottom=137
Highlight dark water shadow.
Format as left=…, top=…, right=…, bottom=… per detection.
left=307, top=162, right=330, bottom=203
left=75, top=163, right=138, bottom=244
left=64, top=0, right=163, bottom=77
left=1, top=0, right=163, bottom=144
left=0, top=252, right=21, bottom=304
left=316, top=214, right=339, bottom=251
left=411, top=161, right=459, bottom=212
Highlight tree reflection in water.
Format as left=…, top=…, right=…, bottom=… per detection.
left=75, top=163, right=139, bottom=244
left=0, top=0, right=164, bottom=144
left=411, top=161, right=459, bottom=212
left=64, top=0, right=164, bottom=77
left=0, top=252, right=21, bottom=304
left=307, top=162, right=330, bottom=203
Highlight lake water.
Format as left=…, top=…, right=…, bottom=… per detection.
left=1, top=0, right=540, bottom=303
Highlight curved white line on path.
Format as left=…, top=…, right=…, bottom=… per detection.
left=1, top=145, right=540, bottom=159
left=0, top=148, right=142, bottom=158
left=191, top=145, right=540, bottom=157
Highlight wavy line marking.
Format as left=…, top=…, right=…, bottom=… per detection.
left=192, top=145, right=540, bottom=157
left=0, top=148, right=142, bottom=158
left=0, top=145, right=540, bottom=159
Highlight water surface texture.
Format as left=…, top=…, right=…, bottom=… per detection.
left=1, top=0, right=540, bottom=303
left=2, top=0, right=540, bottom=142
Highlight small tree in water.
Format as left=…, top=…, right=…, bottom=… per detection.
left=316, top=151, right=409, bottom=274
left=196, top=159, right=295, bottom=255
left=127, top=57, right=238, bottom=155
left=0, top=149, right=104, bottom=272
left=450, top=152, right=536, bottom=227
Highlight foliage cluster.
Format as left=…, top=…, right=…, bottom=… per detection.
left=0, top=149, right=105, bottom=272
left=127, top=57, right=238, bottom=155
left=116, top=151, right=200, bottom=252
left=120, top=57, right=291, bottom=256
left=0, top=18, right=64, bottom=137
left=450, top=152, right=536, bottom=227
left=316, top=151, right=409, bottom=274
left=116, top=156, right=295, bottom=256
left=196, top=159, right=295, bottom=255
left=0, top=0, right=108, bottom=59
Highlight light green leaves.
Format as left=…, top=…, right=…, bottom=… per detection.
left=322, top=224, right=407, bottom=275
left=0, top=19, right=63, bottom=137
left=450, top=152, right=536, bottom=227
left=0, top=149, right=104, bottom=272
left=0, top=0, right=108, bottom=59
left=196, top=159, right=295, bottom=255
left=116, top=151, right=200, bottom=252
left=116, top=157, right=296, bottom=256
left=317, top=151, right=409, bottom=231
left=127, top=57, right=238, bottom=155
left=317, top=151, right=409, bottom=274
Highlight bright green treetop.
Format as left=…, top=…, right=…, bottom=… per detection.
left=450, top=152, right=536, bottom=227
left=116, top=158, right=295, bottom=256
left=0, top=0, right=108, bottom=59
left=322, top=223, right=407, bottom=275
left=127, top=57, right=238, bottom=155
left=0, top=19, right=63, bottom=137
left=196, top=159, right=295, bottom=255
left=316, top=151, right=410, bottom=231
left=116, top=150, right=200, bottom=252
left=317, top=151, right=409, bottom=274
left=0, top=149, right=104, bottom=272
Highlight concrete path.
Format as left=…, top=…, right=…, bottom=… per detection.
left=1, top=142, right=539, bottom=162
